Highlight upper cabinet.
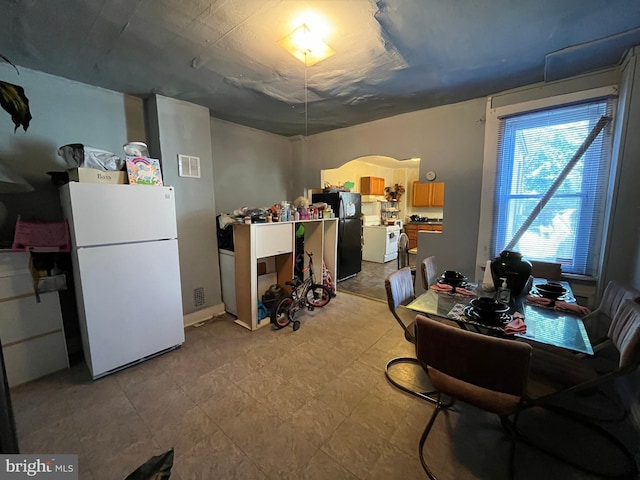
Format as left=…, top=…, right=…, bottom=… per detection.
left=360, top=176, right=385, bottom=196
left=412, top=181, right=445, bottom=207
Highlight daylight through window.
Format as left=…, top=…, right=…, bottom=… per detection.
left=492, top=98, right=615, bottom=276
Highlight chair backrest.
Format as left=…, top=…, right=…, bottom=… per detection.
left=415, top=314, right=531, bottom=415
left=385, top=267, right=416, bottom=340
left=397, top=233, right=410, bottom=269
left=421, top=256, right=438, bottom=291
left=598, top=280, right=640, bottom=319
left=529, top=260, right=562, bottom=281
left=607, top=299, right=640, bottom=369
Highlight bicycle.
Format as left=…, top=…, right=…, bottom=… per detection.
left=271, top=251, right=332, bottom=331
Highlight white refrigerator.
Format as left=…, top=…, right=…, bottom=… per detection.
left=60, top=182, right=185, bottom=379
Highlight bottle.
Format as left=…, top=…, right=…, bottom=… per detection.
left=497, top=277, right=511, bottom=304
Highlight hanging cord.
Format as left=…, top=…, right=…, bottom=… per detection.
left=304, top=51, right=308, bottom=137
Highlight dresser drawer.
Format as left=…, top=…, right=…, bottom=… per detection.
left=254, top=223, right=293, bottom=258
left=0, top=291, right=63, bottom=344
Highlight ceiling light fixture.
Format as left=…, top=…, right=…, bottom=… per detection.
left=277, top=23, right=336, bottom=67
left=278, top=20, right=335, bottom=137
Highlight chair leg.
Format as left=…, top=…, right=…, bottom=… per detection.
left=504, top=403, right=638, bottom=478
left=500, top=412, right=520, bottom=480
left=419, top=394, right=444, bottom=480
left=385, top=357, right=439, bottom=404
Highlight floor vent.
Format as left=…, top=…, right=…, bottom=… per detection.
left=194, top=287, right=205, bottom=307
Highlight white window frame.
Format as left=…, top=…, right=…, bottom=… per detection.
left=475, top=86, right=618, bottom=280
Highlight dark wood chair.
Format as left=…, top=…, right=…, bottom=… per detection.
left=529, top=260, right=562, bottom=281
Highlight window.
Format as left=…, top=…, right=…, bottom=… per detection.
left=491, top=98, right=615, bottom=276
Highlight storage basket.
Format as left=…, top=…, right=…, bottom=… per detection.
left=12, top=218, right=71, bottom=252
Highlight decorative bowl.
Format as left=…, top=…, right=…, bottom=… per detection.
left=439, top=270, right=467, bottom=286
left=536, top=282, right=566, bottom=299
left=469, top=297, right=510, bottom=317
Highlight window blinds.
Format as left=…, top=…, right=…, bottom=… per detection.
left=492, top=97, right=615, bottom=276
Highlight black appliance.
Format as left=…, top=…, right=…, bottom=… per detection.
left=312, top=192, right=362, bottom=281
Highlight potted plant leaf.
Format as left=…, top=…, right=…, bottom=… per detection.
left=0, top=54, right=32, bottom=132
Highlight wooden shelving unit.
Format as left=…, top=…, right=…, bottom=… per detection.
left=232, top=218, right=337, bottom=331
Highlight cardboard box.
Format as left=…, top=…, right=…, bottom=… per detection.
left=67, top=167, right=127, bottom=184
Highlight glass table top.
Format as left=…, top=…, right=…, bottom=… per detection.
left=406, top=280, right=593, bottom=355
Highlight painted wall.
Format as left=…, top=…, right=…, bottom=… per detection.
left=601, top=49, right=640, bottom=291
left=321, top=160, right=393, bottom=193
left=321, top=161, right=441, bottom=223
left=292, top=99, right=487, bottom=280
left=145, top=95, right=221, bottom=317
left=0, top=63, right=145, bottom=242
left=210, top=118, right=292, bottom=215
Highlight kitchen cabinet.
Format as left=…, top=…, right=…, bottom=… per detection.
left=231, top=219, right=337, bottom=331
left=360, top=176, right=385, bottom=196
left=404, top=223, right=443, bottom=250
left=0, top=251, right=69, bottom=387
left=412, top=181, right=445, bottom=207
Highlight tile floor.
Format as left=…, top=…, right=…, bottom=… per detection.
left=337, top=260, right=400, bottom=301
left=10, top=292, right=637, bottom=479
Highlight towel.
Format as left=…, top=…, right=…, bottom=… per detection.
left=554, top=301, right=591, bottom=316
left=526, top=295, right=553, bottom=307
left=525, top=295, right=591, bottom=317
left=430, top=283, right=452, bottom=292
left=429, top=283, right=476, bottom=296
left=454, top=287, right=477, bottom=296
left=504, top=312, right=526, bottom=335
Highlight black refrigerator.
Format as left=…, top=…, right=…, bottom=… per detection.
left=312, top=191, right=362, bottom=281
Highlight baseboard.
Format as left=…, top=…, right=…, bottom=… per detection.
left=183, top=303, right=226, bottom=327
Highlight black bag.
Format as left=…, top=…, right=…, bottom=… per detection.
left=262, top=284, right=284, bottom=314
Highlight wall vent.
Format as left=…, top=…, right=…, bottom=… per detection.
left=193, top=287, right=205, bottom=307
left=178, top=154, right=201, bottom=178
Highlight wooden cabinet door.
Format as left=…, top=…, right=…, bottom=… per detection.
left=361, top=176, right=385, bottom=195
left=360, top=177, right=371, bottom=195
left=373, top=177, right=385, bottom=195
left=412, top=181, right=431, bottom=207
left=430, top=182, right=445, bottom=207
left=412, top=181, right=445, bottom=207
left=360, top=176, right=373, bottom=195
left=405, top=224, right=418, bottom=249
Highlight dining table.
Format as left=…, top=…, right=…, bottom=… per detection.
left=406, top=278, right=594, bottom=355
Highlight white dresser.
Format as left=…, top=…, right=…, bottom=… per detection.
left=0, top=251, right=69, bottom=387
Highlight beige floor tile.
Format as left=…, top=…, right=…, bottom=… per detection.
left=151, top=405, right=219, bottom=455
left=8, top=289, right=633, bottom=480
left=320, top=417, right=390, bottom=478
left=281, top=450, right=359, bottom=480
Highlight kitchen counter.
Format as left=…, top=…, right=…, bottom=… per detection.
left=404, top=222, right=443, bottom=249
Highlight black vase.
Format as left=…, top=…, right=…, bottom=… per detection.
left=490, top=250, right=532, bottom=296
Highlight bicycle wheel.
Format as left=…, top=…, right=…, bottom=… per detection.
left=306, top=284, right=331, bottom=307
left=271, top=296, right=294, bottom=329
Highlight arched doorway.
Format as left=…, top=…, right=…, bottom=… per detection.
left=320, top=156, right=417, bottom=301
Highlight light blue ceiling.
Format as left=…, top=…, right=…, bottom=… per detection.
left=1, top=0, right=638, bottom=136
